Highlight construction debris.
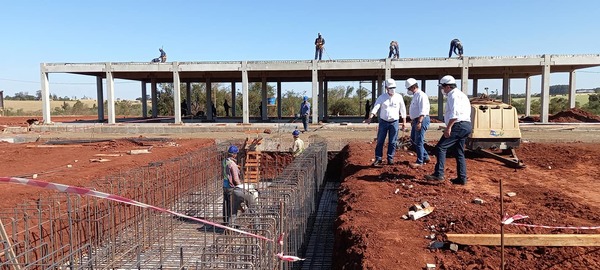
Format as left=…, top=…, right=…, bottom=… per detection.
left=128, top=149, right=151, bottom=155
left=89, top=158, right=110, bottom=163
left=426, top=263, right=436, bottom=270
left=94, top=153, right=123, bottom=157
left=473, top=198, right=485, bottom=204
left=403, top=201, right=435, bottom=220
left=449, top=243, right=459, bottom=252
left=506, top=192, right=517, bottom=197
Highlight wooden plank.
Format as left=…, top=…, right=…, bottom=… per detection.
left=27, top=144, right=83, bottom=148
left=446, top=234, right=600, bottom=247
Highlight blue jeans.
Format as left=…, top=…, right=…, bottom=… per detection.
left=433, top=121, right=472, bottom=180
left=315, top=47, right=323, bottom=60
left=302, top=114, right=309, bottom=131
left=410, top=116, right=430, bottom=164
left=375, top=119, right=399, bottom=161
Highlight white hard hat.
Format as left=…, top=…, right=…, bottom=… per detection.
left=438, top=75, right=456, bottom=86
left=385, top=78, right=396, bottom=89
left=405, top=78, right=418, bottom=89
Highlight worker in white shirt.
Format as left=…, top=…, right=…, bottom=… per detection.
left=290, top=130, right=305, bottom=157
left=405, top=78, right=431, bottom=169
left=364, top=78, right=407, bottom=166
left=425, top=75, right=472, bottom=185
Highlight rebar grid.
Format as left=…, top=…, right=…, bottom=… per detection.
left=0, top=141, right=328, bottom=269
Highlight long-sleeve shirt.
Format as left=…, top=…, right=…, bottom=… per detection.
left=370, top=92, right=406, bottom=122
left=222, top=157, right=241, bottom=188
left=444, top=88, right=472, bottom=126
left=291, top=138, right=305, bottom=157
left=409, top=90, right=430, bottom=120
left=300, top=101, right=311, bottom=116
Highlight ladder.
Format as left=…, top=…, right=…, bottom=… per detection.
left=243, top=137, right=263, bottom=184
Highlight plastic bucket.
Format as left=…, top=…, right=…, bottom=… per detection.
left=267, top=97, right=276, bottom=105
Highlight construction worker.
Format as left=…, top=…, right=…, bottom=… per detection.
left=222, top=145, right=255, bottom=224
left=405, top=78, right=431, bottom=169
left=159, top=48, right=167, bottom=63
left=299, top=96, right=311, bottom=132
left=388, top=41, right=399, bottom=59
left=364, top=78, right=407, bottom=166
left=448, top=39, right=463, bottom=58
left=223, top=99, right=231, bottom=117
left=425, top=75, right=472, bottom=185
left=314, top=33, right=325, bottom=60
left=290, top=130, right=305, bottom=157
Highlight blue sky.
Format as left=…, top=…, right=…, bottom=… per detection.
left=1, top=0, right=600, bottom=100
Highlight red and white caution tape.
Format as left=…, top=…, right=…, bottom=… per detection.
left=503, top=214, right=600, bottom=230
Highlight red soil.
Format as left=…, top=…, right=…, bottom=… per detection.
left=334, top=141, right=600, bottom=269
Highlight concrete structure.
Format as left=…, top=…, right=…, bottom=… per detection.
left=40, top=54, right=600, bottom=125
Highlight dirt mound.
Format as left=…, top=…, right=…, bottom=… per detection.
left=549, top=108, right=600, bottom=123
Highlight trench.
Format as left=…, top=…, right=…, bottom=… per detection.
left=0, top=140, right=345, bottom=270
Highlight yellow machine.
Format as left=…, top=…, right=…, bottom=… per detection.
left=466, top=96, right=525, bottom=168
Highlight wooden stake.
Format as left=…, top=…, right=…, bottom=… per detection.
left=500, top=179, right=505, bottom=270
left=447, top=234, right=600, bottom=246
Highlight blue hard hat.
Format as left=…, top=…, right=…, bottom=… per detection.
left=292, top=130, right=300, bottom=136
left=228, top=145, right=239, bottom=154
left=303, top=96, right=308, bottom=101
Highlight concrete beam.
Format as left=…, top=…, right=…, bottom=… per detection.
left=318, top=78, right=324, bottom=120
left=141, top=82, right=147, bottom=118
left=277, top=81, right=282, bottom=119
left=151, top=79, right=158, bottom=118
left=385, top=58, right=391, bottom=80
left=97, top=77, right=104, bottom=121
left=371, top=80, right=376, bottom=103
left=261, top=77, right=267, bottom=121
left=421, top=79, right=427, bottom=94
left=185, top=82, right=192, bottom=116
left=206, top=77, right=213, bottom=121
left=502, top=72, right=510, bottom=104
left=461, top=56, right=469, bottom=95
left=569, top=70, right=576, bottom=108
left=525, top=76, right=532, bottom=116
left=541, top=55, right=551, bottom=123
left=40, top=63, right=52, bottom=124
left=311, top=61, right=318, bottom=124
left=105, top=63, right=116, bottom=124
left=231, top=82, right=236, bottom=117
left=242, top=61, right=249, bottom=124
left=173, top=62, right=182, bottom=124
left=473, top=79, right=478, bottom=97
left=324, top=80, right=329, bottom=121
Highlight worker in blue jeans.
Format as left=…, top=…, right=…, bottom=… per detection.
left=425, top=75, right=472, bottom=185
left=299, top=96, right=311, bottom=132
left=405, top=78, right=431, bottom=169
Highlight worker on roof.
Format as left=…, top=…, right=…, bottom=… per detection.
left=449, top=39, right=463, bottom=58
left=425, top=75, right=472, bottom=185
left=314, top=33, right=325, bottom=60
left=406, top=78, right=431, bottom=169
left=222, top=145, right=255, bottom=224
left=299, top=96, right=311, bottom=132
left=159, top=48, right=167, bottom=63
left=388, top=40, right=399, bottom=59
left=290, top=130, right=305, bottom=157
left=364, top=78, right=407, bottom=167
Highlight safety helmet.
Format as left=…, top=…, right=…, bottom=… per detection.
left=438, top=75, right=456, bottom=86
left=405, top=78, right=418, bottom=89
left=292, top=130, right=300, bottom=136
left=228, top=145, right=239, bottom=154
left=303, top=96, right=308, bottom=101
left=385, top=78, right=396, bottom=89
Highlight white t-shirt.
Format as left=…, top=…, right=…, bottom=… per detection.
left=409, top=90, right=430, bottom=120
left=292, top=138, right=305, bottom=157
left=371, top=92, right=406, bottom=122
left=444, top=88, right=471, bottom=126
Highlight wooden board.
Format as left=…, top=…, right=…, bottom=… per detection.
left=446, top=234, right=600, bottom=247
left=27, top=144, right=83, bottom=148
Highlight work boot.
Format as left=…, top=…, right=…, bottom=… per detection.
left=451, top=178, right=467, bottom=185
left=409, top=163, right=423, bottom=169
left=424, top=174, right=444, bottom=181
left=372, top=159, right=382, bottom=167
left=424, top=158, right=431, bottom=164
left=387, top=159, right=394, bottom=165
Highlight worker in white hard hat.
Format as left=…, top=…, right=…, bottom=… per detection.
left=449, top=39, right=463, bottom=58
left=405, top=78, right=431, bottom=169
left=425, top=75, right=472, bottom=185
left=364, top=78, right=407, bottom=166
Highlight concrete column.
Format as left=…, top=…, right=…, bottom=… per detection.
left=568, top=70, right=577, bottom=108
left=385, top=58, right=391, bottom=80
left=97, top=77, right=105, bottom=121
left=185, top=82, right=192, bottom=116
left=141, top=82, right=147, bottom=118
left=540, top=55, right=551, bottom=123
left=461, top=56, right=469, bottom=95
left=40, top=63, right=52, bottom=124
left=261, top=77, right=267, bottom=121
left=318, top=78, right=324, bottom=120
left=421, top=79, right=426, bottom=94
left=525, top=76, right=532, bottom=116
left=173, top=62, right=182, bottom=124
left=438, top=75, right=444, bottom=121
left=323, top=80, right=329, bottom=121
left=151, top=79, right=158, bottom=118
left=231, top=82, right=237, bottom=117
left=242, top=61, right=249, bottom=123
left=371, top=80, right=376, bottom=103
left=377, top=76, right=383, bottom=96
left=502, top=73, right=510, bottom=104
left=206, top=77, right=213, bottom=121
left=472, top=79, right=478, bottom=97
left=276, top=81, right=282, bottom=119
left=311, top=61, right=319, bottom=124
left=105, top=63, right=116, bottom=124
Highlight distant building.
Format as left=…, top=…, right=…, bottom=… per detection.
left=576, top=89, right=596, bottom=94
